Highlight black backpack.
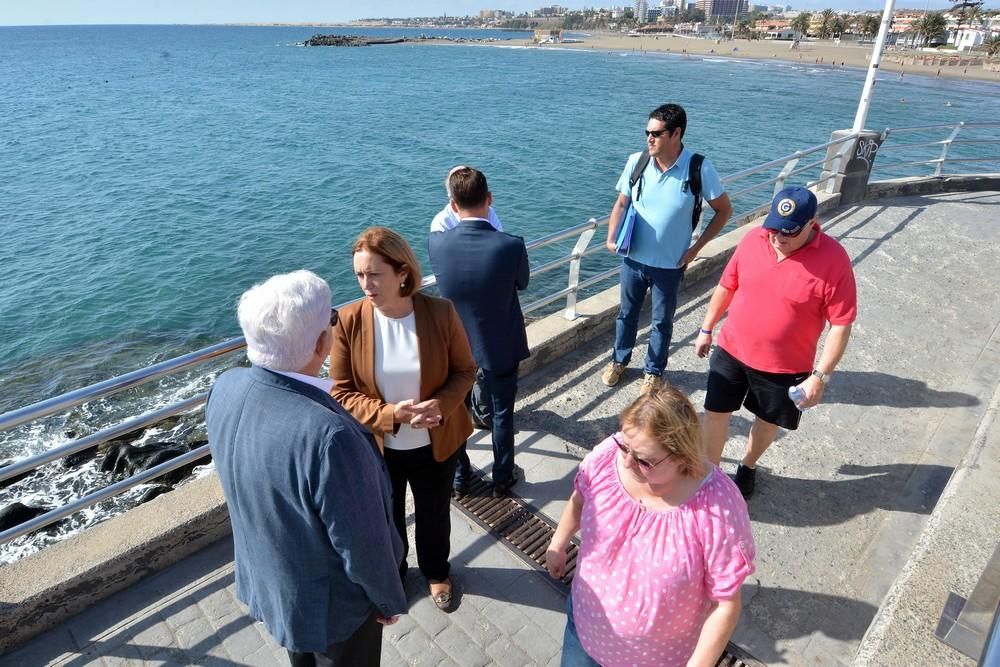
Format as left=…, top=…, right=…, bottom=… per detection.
left=629, top=149, right=705, bottom=231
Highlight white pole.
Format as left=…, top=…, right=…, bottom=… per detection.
left=852, top=0, right=897, bottom=133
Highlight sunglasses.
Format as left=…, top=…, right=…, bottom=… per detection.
left=645, top=128, right=673, bottom=139
left=771, top=222, right=810, bottom=238
left=611, top=433, right=669, bottom=472
left=330, top=308, right=339, bottom=327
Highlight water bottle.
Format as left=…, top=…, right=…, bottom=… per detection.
left=788, top=385, right=812, bottom=411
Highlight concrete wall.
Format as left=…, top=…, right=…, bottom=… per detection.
left=1, top=173, right=996, bottom=652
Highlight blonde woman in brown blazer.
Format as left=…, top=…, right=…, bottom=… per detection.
left=330, top=227, right=475, bottom=612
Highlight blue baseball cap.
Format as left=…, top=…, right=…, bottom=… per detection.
left=763, top=186, right=817, bottom=234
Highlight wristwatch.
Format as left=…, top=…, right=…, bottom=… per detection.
left=811, top=369, right=831, bottom=384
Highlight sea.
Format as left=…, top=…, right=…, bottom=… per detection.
left=1, top=24, right=998, bottom=559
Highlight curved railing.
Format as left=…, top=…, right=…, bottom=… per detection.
left=1, top=121, right=998, bottom=547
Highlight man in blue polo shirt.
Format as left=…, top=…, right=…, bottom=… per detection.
left=602, top=103, right=733, bottom=395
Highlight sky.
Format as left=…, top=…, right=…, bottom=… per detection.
left=0, top=0, right=967, bottom=26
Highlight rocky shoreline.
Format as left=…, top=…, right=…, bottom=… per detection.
left=302, top=34, right=407, bottom=47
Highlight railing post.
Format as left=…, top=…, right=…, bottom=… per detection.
left=563, top=220, right=597, bottom=321
left=935, top=122, right=964, bottom=177
left=773, top=156, right=801, bottom=196
left=821, top=129, right=883, bottom=204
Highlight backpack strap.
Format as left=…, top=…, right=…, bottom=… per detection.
left=629, top=150, right=651, bottom=202
left=689, top=153, right=705, bottom=231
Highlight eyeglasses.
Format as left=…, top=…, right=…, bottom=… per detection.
left=330, top=308, right=339, bottom=327
left=771, top=222, right=810, bottom=238
left=611, top=433, right=669, bottom=472
left=645, top=128, right=673, bottom=139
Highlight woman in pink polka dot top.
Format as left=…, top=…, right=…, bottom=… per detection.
left=545, top=386, right=756, bottom=667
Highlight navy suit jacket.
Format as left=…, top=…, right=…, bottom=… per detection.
left=206, top=366, right=406, bottom=652
left=428, top=218, right=530, bottom=373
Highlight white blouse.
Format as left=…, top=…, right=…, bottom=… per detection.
left=373, top=309, right=428, bottom=451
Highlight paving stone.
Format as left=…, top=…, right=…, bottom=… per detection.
left=390, top=621, right=450, bottom=666
left=129, top=622, right=178, bottom=659
left=159, top=597, right=210, bottom=631
left=144, top=645, right=191, bottom=665
left=194, top=588, right=241, bottom=624
left=445, top=600, right=503, bottom=649
left=511, top=623, right=560, bottom=666
left=480, top=598, right=528, bottom=638
left=219, top=617, right=267, bottom=660
left=172, top=616, right=219, bottom=655
left=241, top=643, right=282, bottom=667
left=484, top=636, right=533, bottom=667
left=432, top=623, right=491, bottom=667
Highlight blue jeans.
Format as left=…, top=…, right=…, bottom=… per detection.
left=455, top=365, right=519, bottom=488
left=561, top=594, right=600, bottom=667
left=612, top=257, right=685, bottom=377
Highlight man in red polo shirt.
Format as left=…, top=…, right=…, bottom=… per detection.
left=694, top=185, right=857, bottom=499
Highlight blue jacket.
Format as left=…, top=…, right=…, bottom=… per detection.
left=428, top=218, right=530, bottom=374
left=206, top=366, right=406, bottom=652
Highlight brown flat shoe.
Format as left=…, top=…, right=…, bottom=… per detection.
left=429, top=577, right=452, bottom=611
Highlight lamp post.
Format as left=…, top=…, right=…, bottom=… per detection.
left=852, top=0, right=896, bottom=133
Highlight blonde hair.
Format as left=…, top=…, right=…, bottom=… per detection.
left=619, top=385, right=706, bottom=478
left=352, top=227, right=423, bottom=297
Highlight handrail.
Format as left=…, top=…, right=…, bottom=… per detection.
left=2, top=121, right=997, bottom=549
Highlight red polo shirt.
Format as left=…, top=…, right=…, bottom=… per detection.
left=716, top=225, right=857, bottom=373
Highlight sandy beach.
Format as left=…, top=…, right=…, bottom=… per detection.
left=534, top=33, right=1000, bottom=84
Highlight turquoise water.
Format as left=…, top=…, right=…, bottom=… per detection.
left=2, top=25, right=999, bottom=413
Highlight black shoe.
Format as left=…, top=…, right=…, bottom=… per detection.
left=733, top=464, right=756, bottom=500
left=492, top=470, right=520, bottom=498
left=452, top=482, right=469, bottom=500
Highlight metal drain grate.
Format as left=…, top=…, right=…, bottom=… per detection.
left=451, top=470, right=766, bottom=667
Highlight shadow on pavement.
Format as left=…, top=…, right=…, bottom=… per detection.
left=740, top=582, right=878, bottom=665
left=746, top=462, right=953, bottom=527
left=823, top=370, right=978, bottom=408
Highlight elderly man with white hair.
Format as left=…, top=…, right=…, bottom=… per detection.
left=206, top=270, right=406, bottom=667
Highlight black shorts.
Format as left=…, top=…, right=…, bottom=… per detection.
left=704, top=346, right=809, bottom=430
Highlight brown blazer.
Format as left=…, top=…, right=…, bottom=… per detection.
left=330, top=292, right=475, bottom=462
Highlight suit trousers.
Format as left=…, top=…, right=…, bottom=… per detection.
left=384, top=444, right=458, bottom=582
left=455, top=365, right=519, bottom=488
left=286, top=613, right=383, bottom=666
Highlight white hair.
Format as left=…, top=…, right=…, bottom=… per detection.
left=237, top=270, right=331, bottom=372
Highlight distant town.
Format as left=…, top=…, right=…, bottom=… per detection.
left=352, top=2, right=1000, bottom=52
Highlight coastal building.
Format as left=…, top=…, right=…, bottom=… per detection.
left=953, top=28, right=988, bottom=50
left=635, top=0, right=649, bottom=22
left=696, top=0, right=748, bottom=20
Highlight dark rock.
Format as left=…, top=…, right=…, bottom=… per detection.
left=101, top=441, right=189, bottom=477
left=138, top=485, right=173, bottom=504
left=0, top=460, right=34, bottom=489
left=100, top=441, right=210, bottom=486
left=0, top=502, right=52, bottom=532
left=303, top=34, right=406, bottom=47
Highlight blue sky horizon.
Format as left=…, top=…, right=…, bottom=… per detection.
left=0, top=0, right=969, bottom=26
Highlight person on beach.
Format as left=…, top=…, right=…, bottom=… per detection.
left=428, top=166, right=530, bottom=499
left=330, top=227, right=475, bottom=611
left=602, top=103, right=733, bottom=395
left=206, top=270, right=405, bottom=666
left=430, top=165, right=503, bottom=233
left=545, top=386, right=755, bottom=667
left=694, top=186, right=857, bottom=499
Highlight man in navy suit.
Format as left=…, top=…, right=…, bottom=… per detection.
left=206, top=270, right=406, bottom=666
left=429, top=167, right=530, bottom=498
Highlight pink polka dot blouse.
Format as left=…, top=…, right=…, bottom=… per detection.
left=571, top=437, right=756, bottom=666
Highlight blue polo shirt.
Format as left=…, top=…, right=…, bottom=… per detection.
left=615, top=148, right=725, bottom=269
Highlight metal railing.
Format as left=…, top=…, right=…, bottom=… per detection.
left=873, top=121, right=1000, bottom=179
left=2, top=121, right=998, bottom=548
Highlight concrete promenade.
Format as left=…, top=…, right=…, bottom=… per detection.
left=2, top=189, right=999, bottom=665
